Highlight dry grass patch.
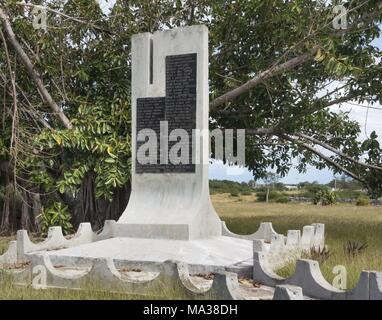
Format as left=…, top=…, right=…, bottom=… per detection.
left=212, top=193, right=382, bottom=289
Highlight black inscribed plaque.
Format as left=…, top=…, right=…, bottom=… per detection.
left=136, top=53, right=196, bottom=174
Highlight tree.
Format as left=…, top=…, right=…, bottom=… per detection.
left=263, top=172, right=280, bottom=203
left=208, top=0, right=382, bottom=195
left=0, top=0, right=381, bottom=233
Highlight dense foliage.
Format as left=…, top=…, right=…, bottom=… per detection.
left=209, top=179, right=253, bottom=195
left=313, top=188, right=338, bottom=206
left=38, top=202, right=73, bottom=235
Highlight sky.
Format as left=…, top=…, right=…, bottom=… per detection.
left=98, top=1, right=381, bottom=184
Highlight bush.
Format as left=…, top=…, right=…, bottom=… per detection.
left=276, top=196, right=290, bottom=204
left=38, top=202, right=73, bottom=236
left=356, top=195, right=370, bottom=206
left=335, top=190, right=363, bottom=199
left=313, top=189, right=337, bottom=206
left=300, top=183, right=328, bottom=199
left=241, top=191, right=253, bottom=196
left=209, top=180, right=253, bottom=194
left=230, top=191, right=240, bottom=197
left=256, top=191, right=282, bottom=202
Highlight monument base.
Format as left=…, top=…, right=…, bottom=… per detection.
left=27, top=236, right=253, bottom=277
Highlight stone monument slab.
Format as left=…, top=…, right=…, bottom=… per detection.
left=117, top=25, right=222, bottom=240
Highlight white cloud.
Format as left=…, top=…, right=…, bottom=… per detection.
left=332, top=103, right=382, bottom=142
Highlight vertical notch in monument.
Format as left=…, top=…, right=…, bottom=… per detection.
left=149, top=38, right=154, bottom=84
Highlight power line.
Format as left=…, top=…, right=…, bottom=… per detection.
left=343, top=101, right=382, bottom=112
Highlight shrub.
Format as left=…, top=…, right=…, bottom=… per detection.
left=230, top=191, right=240, bottom=197
left=276, top=196, right=290, bottom=204
left=343, top=241, right=368, bottom=257
left=313, top=189, right=337, bottom=206
left=308, top=246, right=332, bottom=264
left=256, top=191, right=282, bottom=202
left=209, top=180, right=253, bottom=194
left=300, top=183, right=328, bottom=199
left=38, top=202, right=73, bottom=236
left=335, top=190, right=363, bottom=199
left=241, top=191, right=253, bottom=196
left=356, top=195, right=370, bottom=206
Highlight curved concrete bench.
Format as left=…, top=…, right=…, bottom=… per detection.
left=7, top=254, right=246, bottom=300
left=253, top=251, right=382, bottom=300
left=223, top=222, right=325, bottom=253
left=15, top=220, right=116, bottom=263
left=222, top=222, right=278, bottom=243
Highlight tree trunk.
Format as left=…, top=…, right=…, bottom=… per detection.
left=32, top=192, right=42, bottom=232
left=20, top=190, right=32, bottom=231
left=0, top=163, right=11, bottom=235
left=0, top=192, right=10, bottom=235
left=72, top=173, right=131, bottom=231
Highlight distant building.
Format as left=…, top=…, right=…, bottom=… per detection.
left=285, top=184, right=298, bottom=190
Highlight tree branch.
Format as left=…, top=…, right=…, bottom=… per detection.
left=210, top=7, right=382, bottom=112
left=210, top=47, right=319, bottom=112
left=245, top=127, right=375, bottom=182
left=245, top=128, right=279, bottom=135
left=0, top=29, right=17, bottom=150
left=295, top=132, right=382, bottom=171
left=0, top=73, right=52, bottom=130
left=0, top=7, right=72, bottom=129
left=278, top=133, right=367, bottom=184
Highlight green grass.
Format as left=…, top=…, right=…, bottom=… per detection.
left=0, top=236, right=14, bottom=255
left=0, top=271, right=210, bottom=300
left=212, top=193, right=382, bottom=289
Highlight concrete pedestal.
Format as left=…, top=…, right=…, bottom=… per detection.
left=32, top=236, right=253, bottom=276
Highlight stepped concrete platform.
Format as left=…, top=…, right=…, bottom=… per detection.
left=27, top=236, right=254, bottom=276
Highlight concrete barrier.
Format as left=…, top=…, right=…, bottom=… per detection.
left=253, top=250, right=382, bottom=300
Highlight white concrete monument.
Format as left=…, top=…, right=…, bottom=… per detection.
left=116, top=25, right=222, bottom=240
left=19, top=26, right=254, bottom=275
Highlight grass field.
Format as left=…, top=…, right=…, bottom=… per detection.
left=0, top=271, right=198, bottom=300
left=214, top=193, right=382, bottom=289
left=0, top=192, right=381, bottom=298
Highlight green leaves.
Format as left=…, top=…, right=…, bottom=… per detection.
left=95, top=155, right=131, bottom=200
left=38, top=202, right=73, bottom=236
left=313, top=189, right=337, bottom=206
left=57, top=164, right=90, bottom=194
left=314, top=48, right=326, bottom=63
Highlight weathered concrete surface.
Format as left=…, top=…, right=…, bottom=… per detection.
left=7, top=249, right=382, bottom=300
left=222, top=222, right=277, bottom=242
left=253, top=251, right=382, bottom=300
left=0, top=240, right=17, bottom=264
left=273, top=285, right=304, bottom=300
left=7, top=255, right=274, bottom=300
left=40, top=236, right=253, bottom=275
left=15, top=222, right=115, bottom=263
left=223, top=221, right=325, bottom=254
